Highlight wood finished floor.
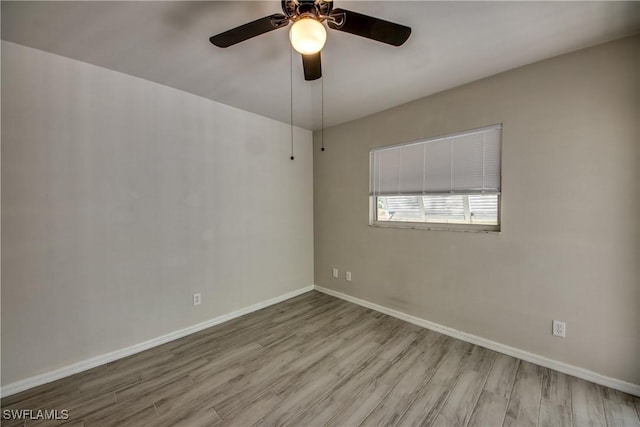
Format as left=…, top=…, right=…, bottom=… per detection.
left=2, top=291, right=639, bottom=427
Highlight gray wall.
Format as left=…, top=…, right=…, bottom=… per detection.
left=1, top=41, right=313, bottom=386
left=314, top=35, right=640, bottom=385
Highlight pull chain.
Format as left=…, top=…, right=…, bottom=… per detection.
left=290, top=45, right=294, bottom=160
left=321, top=75, right=325, bottom=152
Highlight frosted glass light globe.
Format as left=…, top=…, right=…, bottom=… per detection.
left=289, top=18, right=327, bottom=55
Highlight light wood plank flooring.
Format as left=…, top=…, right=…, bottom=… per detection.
left=2, top=291, right=639, bottom=426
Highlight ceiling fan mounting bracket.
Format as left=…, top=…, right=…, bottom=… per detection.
left=323, top=12, right=345, bottom=27
left=269, top=15, right=290, bottom=28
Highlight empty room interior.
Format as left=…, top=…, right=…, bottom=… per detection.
left=1, top=1, right=640, bottom=426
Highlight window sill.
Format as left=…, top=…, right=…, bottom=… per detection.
left=369, top=221, right=500, bottom=233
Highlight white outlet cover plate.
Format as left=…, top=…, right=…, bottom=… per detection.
left=552, top=320, right=566, bottom=338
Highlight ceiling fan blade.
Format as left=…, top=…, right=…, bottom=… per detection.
left=302, top=52, right=322, bottom=81
left=210, top=14, right=288, bottom=48
left=328, top=8, right=411, bottom=46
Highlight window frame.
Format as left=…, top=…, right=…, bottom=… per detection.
left=368, top=125, right=502, bottom=233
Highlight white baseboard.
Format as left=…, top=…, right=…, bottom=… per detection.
left=314, top=285, right=640, bottom=397
left=1, top=286, right=314, bottom=398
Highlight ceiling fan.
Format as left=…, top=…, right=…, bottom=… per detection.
left=209, top=0, right=411, bottom=81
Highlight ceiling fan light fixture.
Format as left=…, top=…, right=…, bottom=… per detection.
left=289, top=17, right=327, bottom=55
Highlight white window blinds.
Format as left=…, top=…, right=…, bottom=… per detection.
left=371, top=125, right=501, bottom=196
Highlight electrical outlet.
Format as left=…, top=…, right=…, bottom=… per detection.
left=552, top=320, right=566, bottom=338
left=193, top=293, right=201, bottom=306
left=346, top=271, right=352, bottom=282
left=332, top=268, right=339, bottom=278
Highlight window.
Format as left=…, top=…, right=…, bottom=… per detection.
left=370, top=125, right=501, bottom=231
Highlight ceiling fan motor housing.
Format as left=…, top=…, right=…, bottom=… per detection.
left=282, top=0, right=333, bottom=20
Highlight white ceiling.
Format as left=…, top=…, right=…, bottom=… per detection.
left=3, top=1, right=640, bottom=130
